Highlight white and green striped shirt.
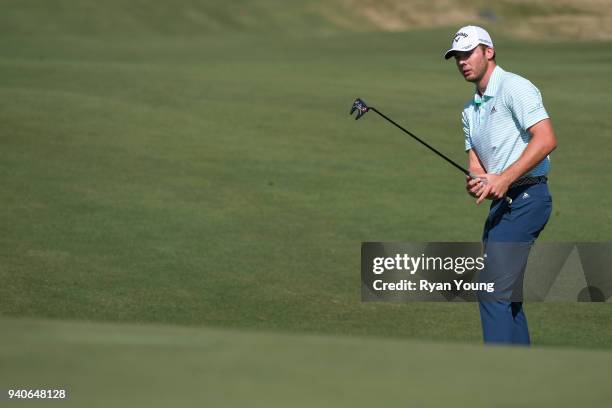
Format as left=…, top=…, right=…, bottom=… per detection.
left=462, top=66, right=550, bottom=176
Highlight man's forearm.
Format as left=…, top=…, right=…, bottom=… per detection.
left=467, top=148, right=486, bottom=175
left=501, top=119, right=557, bottom=184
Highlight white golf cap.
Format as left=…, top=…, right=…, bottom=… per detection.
left=444, top=25, right=493, bottom=59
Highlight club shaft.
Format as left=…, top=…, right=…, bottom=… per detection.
left=369, top=107, right=470, bottom=176
left=361, top=104, right=512, bottom=204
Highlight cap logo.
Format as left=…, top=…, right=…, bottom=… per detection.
left=453, top=32, right=468, bottom=43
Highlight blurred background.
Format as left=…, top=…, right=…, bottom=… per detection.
left=1, top=1, right=611, bottom=406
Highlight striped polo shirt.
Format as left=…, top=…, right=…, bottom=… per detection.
left=462, top=66, right=550, bottom=176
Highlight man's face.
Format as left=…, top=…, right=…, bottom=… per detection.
left=454, top=46, right=492, bottom=83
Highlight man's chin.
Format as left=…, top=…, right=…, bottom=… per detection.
left=463, top=74, right=477, bottom=83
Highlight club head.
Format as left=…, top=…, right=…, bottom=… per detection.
left=349, top=97, right=369, bottom=120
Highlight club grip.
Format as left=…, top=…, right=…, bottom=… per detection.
left=468, top=173, right=512, bottom=204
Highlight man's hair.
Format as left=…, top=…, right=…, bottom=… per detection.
left=480, top=44, right=496, bottom=61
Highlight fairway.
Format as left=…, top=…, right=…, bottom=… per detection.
left=2, top=317, right=612, bottom=407
left=1, top=0, right=612, bottom=404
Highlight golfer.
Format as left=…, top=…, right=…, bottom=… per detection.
left=444, top=26, right=557, bottom=345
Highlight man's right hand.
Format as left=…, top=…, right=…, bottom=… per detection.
left=466, top=175, right=484, bottom=198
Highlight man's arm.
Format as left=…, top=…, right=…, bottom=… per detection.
left=475, top=118, right=558, bottom=204
left=466, top=148, right=487, bottom=198
left=468, top=148, right=487, bottom=175
left=498, top=119, right=557, bottom=185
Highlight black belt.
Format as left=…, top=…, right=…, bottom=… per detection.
left=509, top=175, right=547, bottom=189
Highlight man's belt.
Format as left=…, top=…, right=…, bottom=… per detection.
left=510, top=175, right=547, bottom=189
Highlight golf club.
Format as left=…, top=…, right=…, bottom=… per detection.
left=349, top=97, right=512, bottom=204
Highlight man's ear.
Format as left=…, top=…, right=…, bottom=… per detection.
left=485, top=46, right=495, bottom=60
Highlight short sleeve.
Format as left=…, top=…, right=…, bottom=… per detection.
left=462, top=110, right=472, bottom=151
left=503, top=78, right=549, bottom=131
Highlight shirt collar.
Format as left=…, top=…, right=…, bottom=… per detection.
left=474, top=65, right=504, bottom=105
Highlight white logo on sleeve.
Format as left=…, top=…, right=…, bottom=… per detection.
left=522, top=192, right=530, bottom=200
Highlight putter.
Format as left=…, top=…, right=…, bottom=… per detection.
left=350, top=97, right=512, bottom=204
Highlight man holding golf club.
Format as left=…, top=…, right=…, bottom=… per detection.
left=445, top=25, right=557, bottom=345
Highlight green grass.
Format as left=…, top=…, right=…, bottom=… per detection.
left=2, top=1, right=612, bottom=404
left=1, top=0, right=611, bottom=381
left=2, top=317, right=612, bottom=407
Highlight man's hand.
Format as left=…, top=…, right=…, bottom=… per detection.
left=473, top=173, right=512, bottom=204
left=466, top=176, right=484, bottom=198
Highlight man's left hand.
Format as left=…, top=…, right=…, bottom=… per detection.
left=474, top=173, right=512, bottom=204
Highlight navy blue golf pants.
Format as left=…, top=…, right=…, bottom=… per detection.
left=479, top=182, right=552, bottom=345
